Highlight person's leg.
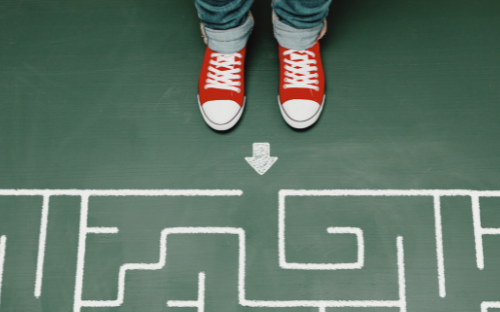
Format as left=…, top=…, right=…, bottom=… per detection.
left=194, top=0, right=254, bottom=53
left=272, top=0, right=331, bottom=50
left=272, top=0, right=331, bottom=129
left=194, top=0, right=253, bottom=131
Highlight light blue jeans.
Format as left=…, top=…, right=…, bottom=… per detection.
left=195, top=0, right=331, bottom=53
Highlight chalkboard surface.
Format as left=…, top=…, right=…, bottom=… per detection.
left=0, top=0, right=500, bottom=311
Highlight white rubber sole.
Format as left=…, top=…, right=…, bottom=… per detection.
left=198, top=95, right=246, bottom=131
left=278, top=95, right=325, bottom=129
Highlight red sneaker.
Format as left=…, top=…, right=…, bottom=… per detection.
left=198, top=46, right=246, bottom=131
left=278, top=41, right=325, bottom=129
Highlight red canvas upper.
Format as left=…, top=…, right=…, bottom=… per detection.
left=198, top=46, right=246, bottom=107
left=278, top=41, right=325, bottom=105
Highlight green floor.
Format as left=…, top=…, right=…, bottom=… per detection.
left=1, top=0, right=500, bottom=311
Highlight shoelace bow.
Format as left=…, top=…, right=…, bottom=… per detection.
left=205, top=52, right=242, bottom=93
left=283, top=49, right=319, bottom=91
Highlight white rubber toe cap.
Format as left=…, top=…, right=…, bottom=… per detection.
left=278, top=97, right=325, bottom=129
left=282, top=99, right=321, bottom=121
left=199, top=98, right=244, bottom=131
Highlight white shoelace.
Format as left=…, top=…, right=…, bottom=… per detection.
left=283, top=50, right=319, bottom=91
left=205, top=52, right=242, bottom=93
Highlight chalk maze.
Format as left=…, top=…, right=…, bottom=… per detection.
left=0, top=189, right=499, bottom=312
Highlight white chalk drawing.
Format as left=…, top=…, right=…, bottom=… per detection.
left=0, top=189, right=242, bottom=304
left=0, top=189, right=498, bottom=311
left=71, top=190, right=242, bottom=312
left=471, top=195, right=500, bottom=270
left=245, top=143, right=278, bottom=175
left=433, top=195, right=445, bottom=298
left=0, top=235, right=6, bottom=306
left=35, top=195, right=50, bottom=298
left=482, top=302, right=500, bottom=312
left=76, top=226, right=406, bottom=311
left=279, top=192, right=366, bottom=270
left=279, top=189, right=500, bottom=301
left=167, top=272, right=205, bottom=312
left=326, top=227, right=364, bottom=269
left=86, top=227, right=119, bottom=234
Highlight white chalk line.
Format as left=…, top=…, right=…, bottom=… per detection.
left=34, top=195, right=50, bottom=298
left=167, top=301, right=199, bottom=307
left=86, top=227, right=119, bottom=234
left=75, top=225, right=406, bottom=311
left=482, top=228, right=500, bottom=235
left=0, top=235, right=6, bottom=306
left=0, top=189, right=243, bottom=197
left=471, top=196, right=484, bottom=270
left=325, top=227, right=364, bottom=269
left=198, top=272, right=205, bottom=312
left=167, top=271, right=205, bottom=312
left=433, top=196, right=446, bottom=298
left=471, top=195, right=500, bottom=271
left=470, top=196, right=500, bottom=271
left=278, top=190, right=500, bottom=197
left=482, top=301, right=500, bottom=312
left=74, top=195, right=89, bottom=312
left=3, top=188, right=499, bottom=197
left=397, top=237, right=406, bottom=312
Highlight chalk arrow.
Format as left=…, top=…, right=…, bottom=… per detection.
left=245, top=143, right=278, bottom=175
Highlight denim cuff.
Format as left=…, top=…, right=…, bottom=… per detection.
left=273, top=16, right=326, bottom=50
left=201, top=14, right=254, bottom=54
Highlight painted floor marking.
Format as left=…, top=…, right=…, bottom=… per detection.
left=279, top=189, right=500, bottom=300
left=0, top=235, right=6, bottom=306
left=167, top=272, right=205, bottom=312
